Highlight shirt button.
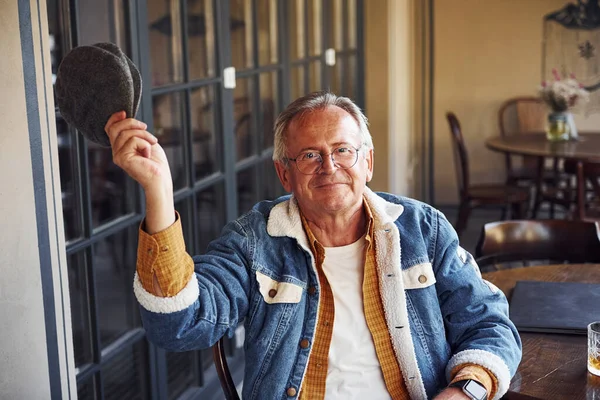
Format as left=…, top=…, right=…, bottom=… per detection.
left=286, top=387, right=297, bottom=397
left=418, top=275, right=427, bottom=284
left=147, top=249, right=153, bottom=255
left=299, top=339, right=310, bottom=349
left=308, top=286, right=316, bottom=295
left=268, top=289, right=278, bottom=298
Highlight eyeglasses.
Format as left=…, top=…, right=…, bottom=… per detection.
left=287, top=146, right=362, bottom=175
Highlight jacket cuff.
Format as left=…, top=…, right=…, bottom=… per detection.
left=133, top=271, right=199, bottom=313
left=137, top=211, right=194, bottom=296
left=450, top=363, right=497, bottom=400
left=446, top=349, right=511, bottom=400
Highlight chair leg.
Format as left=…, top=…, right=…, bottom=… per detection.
left=456, top=202, right=470, bottom=237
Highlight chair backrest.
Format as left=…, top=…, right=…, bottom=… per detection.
left=564, top=159, right=600, bottom=220
left=498, top=96, right=546, bottom=137
left=446, top=112, right=469, bottom=200
left=498, top=97, right=547, bottom=173
left=475, top=219, right=600, bottom=270
left=213, top=338, right=240, bottom=400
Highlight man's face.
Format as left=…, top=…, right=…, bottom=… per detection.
left=274, top=106, right=373, bottom=216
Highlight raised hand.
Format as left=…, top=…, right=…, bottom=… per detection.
left=105, top=111, right=175, bottom=233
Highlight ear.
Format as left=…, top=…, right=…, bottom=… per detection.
left=365, top=148, right=374, bottom=182
left=274, top=161, right=293, bottom=193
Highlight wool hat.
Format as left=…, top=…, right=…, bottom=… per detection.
left=55, top=42, right=142, bottom=147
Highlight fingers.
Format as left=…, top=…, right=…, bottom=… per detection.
left=112, top=128, right=157, bottom=157
left=105, top=112, right=151, bottom=146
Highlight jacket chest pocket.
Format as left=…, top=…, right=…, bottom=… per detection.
left=255, top=270, right=303, bottom=304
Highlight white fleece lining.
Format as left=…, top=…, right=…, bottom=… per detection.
left=363, top=190, right=428, bottom=399
left=133, top=272, right=199, bottom=314
left=402, top=262, right=436, bottom=290
left=446, top=349, right=511, bottom=400
left=255, top=270, right=303, bottom=304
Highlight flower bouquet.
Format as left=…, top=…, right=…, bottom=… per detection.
left=539, top=69, right=589, bottom=141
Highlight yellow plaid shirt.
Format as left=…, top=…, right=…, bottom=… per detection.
left=137, top=207, right=497, bottom=399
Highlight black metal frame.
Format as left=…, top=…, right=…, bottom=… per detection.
left=49, top=0, right=364, bottom=398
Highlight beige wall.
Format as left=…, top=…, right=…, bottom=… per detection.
left=433, top=0, right=600, bottom=204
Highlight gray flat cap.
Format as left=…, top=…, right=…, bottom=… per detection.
left=55, top=42, right=142, bottom=147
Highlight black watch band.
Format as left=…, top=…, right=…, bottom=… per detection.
left=449, top=379, right=488, bottom=400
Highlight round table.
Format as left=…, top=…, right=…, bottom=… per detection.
left=483, top=264, right=600, bottom=400
left=485, top=133, right=600, bottom=161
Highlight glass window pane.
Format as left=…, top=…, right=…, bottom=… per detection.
left=309, top=61, right=322, bottom=92
left=257, top=0, right=278, bottom=65
left=291, top=66, right=305, bottom=100
left=147, top=0, right=184, bottom=86
left=188, top=0, right=216, bottom=79
left=77, top=0, right=129, bottom=52
left=289, top=0, right=305, bottom=60
left=167, top=351, right=197, bottom=399
left=260, top=72, right=279, bottom=150
left=262, top=158, right=283, bottom=200
left=347, top=0, right=357, bottom=49
left=153, top=92, right=188, bottom=190
left=57, top=119, right=82, bottom=241
left=102, top=341, right=150, bottom=400
left=196, top=183, right=226, bottom=251
left=230, top=0, right=254, bottom=70
left=94, top=227, right=140, bottom=348
left=330, top=55, right=344, bottom=96
left=234, top=78, right=257, bottom=161
left=329, top=0, right=343, bottom=51
left=68, top=250, right=93, bottom=367
left=77, top=374, right=97, bottom=400
left=346, top=54, right=357, bottom=100
left=238, top=167, right=258, bottom=216
left=307, top=0, right=322, bottom=56
left=89, top=145, right=137, bottom=229
left=191, top=85, right=220, bottom=180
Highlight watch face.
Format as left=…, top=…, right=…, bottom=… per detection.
left=465, top=380, right=487, bottom=400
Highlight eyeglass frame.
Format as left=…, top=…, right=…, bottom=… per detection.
left=285, top=145, right=364, bottom=175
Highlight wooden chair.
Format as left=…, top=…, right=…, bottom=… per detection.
left=475, top=219, right=600, bottom=271
left=498, top=97, right=572, bottom=218
left=213, top=337, right=240, bottom=400
left=446, top=112, right=529, bottom=237
left=564, top=159, right=600, bottom=221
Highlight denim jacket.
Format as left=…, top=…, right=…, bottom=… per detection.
left=134, top=188, right=521, bottom=400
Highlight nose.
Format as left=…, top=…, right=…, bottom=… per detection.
left=319, top=153, right=337, bottom=174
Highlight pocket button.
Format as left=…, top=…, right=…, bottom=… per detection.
left=268, top=289, right=278, bottom=298
left=418, top=275, right=427, bottom=284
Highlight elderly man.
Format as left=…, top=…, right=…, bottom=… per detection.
left=106, top=91, right=521, bottom=400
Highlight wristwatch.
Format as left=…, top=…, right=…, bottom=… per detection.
left=449, top=379, right=488, bottom=400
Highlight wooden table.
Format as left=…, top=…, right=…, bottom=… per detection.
left=483, top=264, right=600, bottom=399
left=486, top=133, right=600, bottom=218
left=485, top=133, right=600, bottom=161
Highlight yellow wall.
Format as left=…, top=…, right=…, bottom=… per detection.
left=365, top=0, right=390, bottom=192
left=432, top=0, right=592, bottom=204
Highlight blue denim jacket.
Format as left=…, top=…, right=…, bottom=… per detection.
left=134, top=188, right=521, bottom=400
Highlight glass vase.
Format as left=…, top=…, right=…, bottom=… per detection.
left=546, top=112, right=571, bottom=142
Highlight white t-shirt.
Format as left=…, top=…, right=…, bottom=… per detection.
left=321, top=237, right=392, bottom=399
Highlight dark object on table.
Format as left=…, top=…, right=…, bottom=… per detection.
left=509, top=280, right=600, bottom=335
left=475, top=219, right=600, bottom=271
left=55, top=42, right=142, bottom=147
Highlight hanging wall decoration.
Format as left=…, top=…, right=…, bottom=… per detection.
left=543, top=0, right=600, bottom=114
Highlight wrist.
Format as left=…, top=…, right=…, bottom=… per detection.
left=449, top=379, right=488, bottom=400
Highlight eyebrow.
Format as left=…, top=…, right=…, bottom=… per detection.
left=296, top=142, right=359, bottom=153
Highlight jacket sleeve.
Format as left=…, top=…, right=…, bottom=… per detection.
left=135, top=218, right=253, bottom=352
left=432, top=210, right=522, bottom=400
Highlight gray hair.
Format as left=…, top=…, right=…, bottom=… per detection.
left=272, top=91, right=373, bottom=162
